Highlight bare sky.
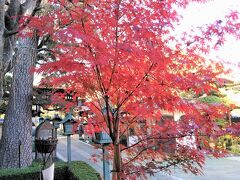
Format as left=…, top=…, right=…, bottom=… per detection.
left=178, top=0, right=240, bottom=64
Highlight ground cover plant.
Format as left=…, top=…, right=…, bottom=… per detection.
left=0, top=160, right=100, bottom=180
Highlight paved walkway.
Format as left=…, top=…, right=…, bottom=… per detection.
left=57, top=135, right=240, bottom=180
left=171, top=156, right=240, bottom=180
left=56, top=135, right=171, bottom=179
left=56, top=135, right=103, bottom=174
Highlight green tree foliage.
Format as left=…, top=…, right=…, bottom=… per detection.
left=0, top=75, right=12, bottom=114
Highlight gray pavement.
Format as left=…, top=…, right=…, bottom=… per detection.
left=57, top=135, right=240, bottom=180
left=56, top=135, right=171, bottom=179
left=170, top=157, right=240, bottom=180
left=56, top=135, right=103, bottom=174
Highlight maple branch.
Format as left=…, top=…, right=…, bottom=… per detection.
left=90, top=88, right=114, bottom=137
left=108, top=63, right=116, bottom=91
left=37, top=47, right=54, bottom=53
left=123, top=138, right=204, bottom=176
left=154, top=160, right=192, bottom=173
left=123, top=145, right=151, bottom=167
left=90, top=94, right=109, bottom=126
left=91, top=100, right=103, bottom=115
left=118, top=63, right=155, bottom=109
left=108, top=80, right=127, bottom=102
left=108, top=0, right=121, bottom=90
left=119, top=116, right=138, bottom=139
left=113, top=111, right=120, bottom=141
left=106, top=33, right=123, bottom=140
left=148, top=74, right=175, bottom=89
left=67, top=0, right=84, bottom=7
left=38, top=34, right=50, bottom=49
left=121, top=128, right=224, bottom=155
left=58, top=0, right=85, bottom=16
left=90, top=101, right=113, bottom=134
left=5, top=0, right=42, bottom=37
left=94, top=65, right=106, bottom=95
left=120, top=132, right=194, bottom=152
left=123, top=138, right=175, bottom=168
left=125, top=157, right=198, bottom=176
left=79, top=11, right=107, bottom=97
left=105, top=95, right=114, bottom=141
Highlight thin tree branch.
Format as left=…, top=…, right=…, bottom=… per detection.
left=121, top=132, right=196, bottom=152
left=105, top=94, right=114, bottom=141
left=4, top=0, right=42, bottom=37
left=118, top=63, right=155, bottom=109
left=37, top=34, right=50, bottom=49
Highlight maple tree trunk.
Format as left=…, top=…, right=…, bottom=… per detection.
left=113, top=143, right=122, bottom=180
left=112, top=123, right=122, bottom=180
left=0, top=36, right=37, bottom=168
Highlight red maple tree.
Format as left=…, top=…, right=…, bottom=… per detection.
left=34, top=0, right=240, bottom=179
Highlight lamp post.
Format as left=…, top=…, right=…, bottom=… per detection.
left=51, top=116, right=62, bottom=139
left=74, top=97, right=91, bottom=141
left=51, top=116, right=62, bottom=160
left=94, top=131, right=112, bottom=180
left=59, top=113, right=77, bottom=164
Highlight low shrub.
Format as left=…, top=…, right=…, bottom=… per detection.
left=0, top=160, right=101, bottom=180
left=0, top=161, right=41, bottom=180
left=216, top=135, right=240, bottom=155
left=69, top=161, right=101, bottom=180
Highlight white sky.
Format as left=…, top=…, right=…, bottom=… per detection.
left=177, top=0, right=240, bottom=64
left=32, top=1, right=240, bottom=87
left=35, top=0, right=240, bottom=85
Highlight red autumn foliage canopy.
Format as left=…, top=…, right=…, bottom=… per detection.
left=33, top=0, right=240, bottom=179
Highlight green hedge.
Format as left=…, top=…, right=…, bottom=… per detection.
left=0, top=161, right=101, bottom=180
left=69, top=161, right=101, bottom=180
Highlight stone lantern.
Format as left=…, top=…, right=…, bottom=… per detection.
left=59, top=113, right=77, bottom=163
left=94, top=131, right=112, bottom=144
left=60, top=113, right=77, bottom=135
left=94, top=131, right=112, bottom=180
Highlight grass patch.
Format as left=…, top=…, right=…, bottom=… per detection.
left=0, top=160, right=101, bottom=180
left=0, top=161, right=41, bottom=177
left=69, top=161, right=100, bottom=180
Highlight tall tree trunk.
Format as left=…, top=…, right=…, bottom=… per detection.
left=0, top=0, right=5, bottom=107
left=0, top=0, right=41, bottom=105
left=113, top=143, right=122, bottom=180
left=0, top=73, right=4, bottom=106
left=112, top=124, right=122, bottom=180
left=0, top=35, right=37, bottom=168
